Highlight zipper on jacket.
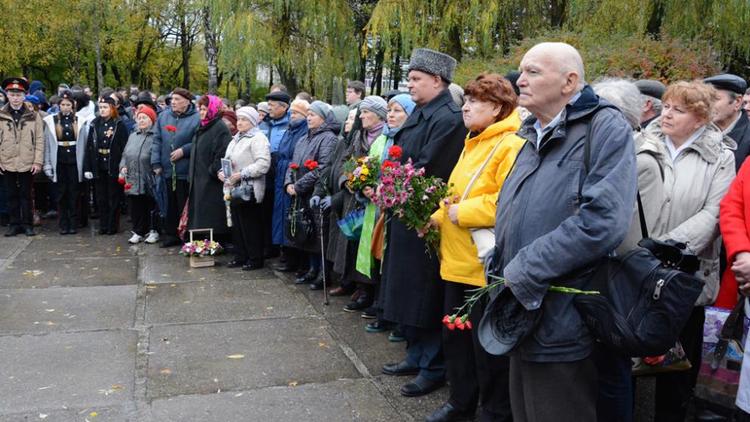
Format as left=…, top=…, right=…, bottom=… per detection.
left=652, top=278, right=666, bottom=300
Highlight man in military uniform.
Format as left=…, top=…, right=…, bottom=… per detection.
left=43, top=91, right=92, bottom=234
left=0, top=77, right=44, bottom=236
left=704, top=73, right=750, bottom=170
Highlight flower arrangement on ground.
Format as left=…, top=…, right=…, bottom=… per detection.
left=179, top=239, right=224, bottom=257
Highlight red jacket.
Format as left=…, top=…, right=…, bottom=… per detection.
left=719, top=159, right=749, bottom=308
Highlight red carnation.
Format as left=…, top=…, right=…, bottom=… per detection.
left=304, top=160, right=319, bottom=171
left=465, top=320, right=473, bottom=330
left=381, top=160, right=397, bottom=171
left=124, top=183, right=133, bottom=191
left=117, top=177, right=126, bottom=185
left=289, top=163, right=300, bottom=170
left=388, top=145, right=403, bottom=160
left=165, top=125, right=177, bottom=133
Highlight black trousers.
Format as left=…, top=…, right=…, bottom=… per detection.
left=509, top=355, right=598, bottom=422
left=164, top=178, right=189, bottom=238
left=230, top=201, right=264, bottom=265
left=56, top=163, right=79, bottom=231
left=94, top=176, right=123, bottom=233
left=262, top=165, right=275, bottom=252
left=129, top=195, right=156, bottom=236
left=654, top=306, right=705, bottom=422
left=3, top=171, right=33, bottom=227
left=443, top=282, right=512, bottom=421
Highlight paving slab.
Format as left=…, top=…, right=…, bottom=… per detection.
left=0, top=330, right=136, bottom=415
left=0, top=285, right=136, bottom=335
left=0, top=237, right=28, bottom=260
left=0, top=406, right=128, bottom=422
left=140, top=254, right=276, bottom=285
left=146, top=318, right=360, bottom=399
left=0, top=257, right=138, bottom=289
left=16, top=231, right=135, bottom=260
left=149, top=378, right=404, bottom=422
left=145, top=279, right=315, bottom=325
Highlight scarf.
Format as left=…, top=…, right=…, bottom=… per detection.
left=200, top=95, right=223, bottom=127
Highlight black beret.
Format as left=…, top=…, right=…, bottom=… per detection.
left=634, top=79, right=666, bottom=100
left=265, top=91, right=291, bottom=104
left=99, top=96, right=117, bottom=106
left=2, top=77, right=29, bottom=93
left=703, top=74, right=748, bottom=95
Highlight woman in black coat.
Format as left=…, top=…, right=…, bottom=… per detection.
left=187, top=95, right=232, bottom=238
left=83, top=97, right=129, bottom=234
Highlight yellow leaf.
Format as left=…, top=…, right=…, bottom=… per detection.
left=89, top=411, right=98, bottom=417
left=227, top=354, right=245, bottom=359
left=160, top=368, right=172, bottom=375
left=288, top=381, right=298, bottom=387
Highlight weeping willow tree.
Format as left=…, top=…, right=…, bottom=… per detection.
left=215, top=0, right=357, bottom=100
left=366, top=0, right=750, bottom=85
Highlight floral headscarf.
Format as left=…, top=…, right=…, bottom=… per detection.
left=200, top=95, right=223, bottom=127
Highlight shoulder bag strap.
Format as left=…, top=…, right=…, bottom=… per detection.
left=460, top=134, right=509, bottom=201
left=580, top=113, right=649, bottom=239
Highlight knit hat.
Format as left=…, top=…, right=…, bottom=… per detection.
left=290, top=99, right=310, bottom=116
left=309, top=100, right=332, bottom=119
left=408, top=48, right=458, bottom=83
left=388, top=94, right=416, bottom=116
left=24, top=95, right=40, bottom=105
left=135, top=105, right=157, bottom=124
left=171, top=87, right=193, bottom=101
left=359, top=95, right=388, bottom=120
left=257, top=101, right=270, bottom=114
left=236, top=106, right=259, bottom=127
left=448, top=83, right=465, bottom=107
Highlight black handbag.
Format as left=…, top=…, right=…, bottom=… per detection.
left=573, top=122, right=704, bottom=357
left=285, top=202, right=315, bottom=246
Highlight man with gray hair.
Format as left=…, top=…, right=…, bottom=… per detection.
left=634, top=79, right=665, bottom=129
left=486, top=42, right=636, bottom=421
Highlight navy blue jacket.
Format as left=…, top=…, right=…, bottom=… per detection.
left=150, top=104, right=200, bottom=180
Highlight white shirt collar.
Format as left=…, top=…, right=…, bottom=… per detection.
left=665, top=126, right=706, bottom=162
left=533, top=92, right=582, bottom=149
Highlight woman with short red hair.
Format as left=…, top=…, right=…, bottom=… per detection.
left=425, top=73, right=525, bottom=422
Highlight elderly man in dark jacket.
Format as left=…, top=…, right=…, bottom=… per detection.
left=150, top=88, right=200, bottom=247
left=379, top=48, right=467, bottom=398
left=704, top=73, right=750, bottom=170
left=489, top=42, right=636, bottom=422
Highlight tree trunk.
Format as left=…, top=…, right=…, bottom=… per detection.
left=276, top=63, right=299, bottom=95
left=392, top=34, right=402, bottom=90
left=371, top=43, right=385, bottom=95
left=179, top=9, right=192, bottom=89
left=202, top=5, right=220, bottom=94
left=550, top=0, right=568, bottom=28
left=646, top=0, right=665, bottom=37
left=94, top=6, right=105, bottom=94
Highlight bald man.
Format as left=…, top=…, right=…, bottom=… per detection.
left=488, top=42, right=637, bottom=422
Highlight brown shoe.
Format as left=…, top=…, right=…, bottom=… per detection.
left=329, top=286, right=354, bottom=297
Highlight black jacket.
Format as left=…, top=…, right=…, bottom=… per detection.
left=83, top=117, right=128, bottom=178
left=728, top=112, right=750, bottom=171
left=380, top=88, right=467, bottom=328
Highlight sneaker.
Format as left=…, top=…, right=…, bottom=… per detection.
left=128, top=232, right=144, bottom=244
left=144, top=230, right=160, bottom=244
left=388, top=331, right=406, bottom=343
left=361, top=306, right=377, bottom=319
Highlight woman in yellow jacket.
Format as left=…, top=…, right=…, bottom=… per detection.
left=426, top=74, right=524, bottom=422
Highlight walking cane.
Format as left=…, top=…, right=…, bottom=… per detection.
left=319, top=204, right=329, bottom=306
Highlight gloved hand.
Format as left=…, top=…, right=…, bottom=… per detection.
left=320, top=196, right=332, bottom=211
left=309, top=195, right=321, bottom=208
left=84, top=172, right=93, bottom=180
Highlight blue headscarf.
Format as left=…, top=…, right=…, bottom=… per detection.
left=382, top=94, right=416, bottom=138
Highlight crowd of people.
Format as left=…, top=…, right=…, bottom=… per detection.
left=2, top=42, right=750, bottom=421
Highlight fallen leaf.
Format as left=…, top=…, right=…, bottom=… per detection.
left=89, top=411, right=98, bottom=417
left=183, top=300, right=191, bottom=304
left=265, top=307, right=274, bottom=311
left=318, top=342, right=329, bottom=349
left=22, top=270, right=44, bottom=277
left=45, top=309, right=55, bottom=312
left=159, top=368, right=172, bottom=375
left=288, top=381, right=298, bottom=387
left=227, top=354, right=245, bottom=359
left=38, top=385, right=53, bottom=390
left=234, top=392, right=244, bottom=397
left=39, top=414, right=48, bottom=419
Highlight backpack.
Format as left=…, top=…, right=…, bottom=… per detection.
left=573, top=116, right=704, bottom=357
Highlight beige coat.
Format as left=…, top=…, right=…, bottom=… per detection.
left=645, top=119, right=736, bottom=306
left=0, top=104, right=45, bottom=172
left=224, top=129, right=271, bottom=203
left=618, top=131, right=668, bottom=253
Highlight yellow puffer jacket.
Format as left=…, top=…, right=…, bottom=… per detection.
left=432, top=111, right=525, bottom=286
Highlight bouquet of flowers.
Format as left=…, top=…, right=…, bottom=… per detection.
left=343, top=156, right=380, bottom=191
left=372, top=148, right=450, bottom=252
left=179, top=239, right=224, bottom=257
